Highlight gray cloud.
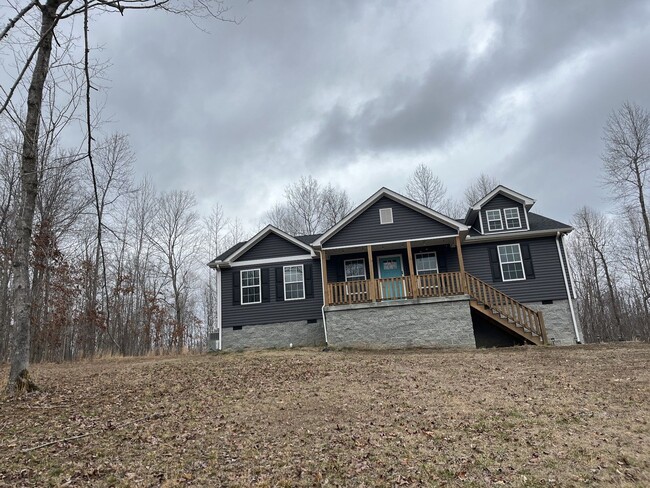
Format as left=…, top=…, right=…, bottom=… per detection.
left=74, top=0, right=650, bottom=229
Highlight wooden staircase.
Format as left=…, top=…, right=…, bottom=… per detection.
left=464, top=273, right=548, bottom=345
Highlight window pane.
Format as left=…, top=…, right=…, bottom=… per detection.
left=504, top=208, right=521, bottom=228
left=487, top=209, right=503, bottom=230
left=285, top=282, right=304, bottom=300
left=416, top=253, right=438, bottom=274
left=502, top=262, right=524, bottom=280
left=345, top=259, right=366, bottom=280
left=242, top=286, right=260, bottom=304
left=241, top=269, right=260, bottom=287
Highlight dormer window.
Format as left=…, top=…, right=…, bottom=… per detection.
left=379, top=208, right=393, bottom=225
left=504, top=207, right=522, bottom=229
left=486, top=209, right=503, bottom=231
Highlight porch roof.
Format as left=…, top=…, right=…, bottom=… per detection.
left=320, top=234, right=459, bottom=255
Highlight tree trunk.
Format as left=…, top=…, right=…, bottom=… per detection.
left=7, top=1, right=58, bottom=394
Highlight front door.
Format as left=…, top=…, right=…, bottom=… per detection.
left=378, top=255, right=405, bottom=299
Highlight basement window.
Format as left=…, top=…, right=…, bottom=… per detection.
left=379, top=208, right=393, bottom=224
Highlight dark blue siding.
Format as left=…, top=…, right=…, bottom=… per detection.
left=236, top=233, right=310, bottom=261
left=463, top=236, right=568, bottom=302
left=323, top=196, right=458, bottom=248
left=221, top=259, right=323, bottom=328
left=479, top=194, right=527, bottom=234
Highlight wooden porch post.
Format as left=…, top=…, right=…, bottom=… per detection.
left=367, top=245, right=376, bottom=302
left=320, top=250, right=329, bottom=306
left=455, top=235, right=468, bottom=294
left=406, top=240, right=417, bottom=298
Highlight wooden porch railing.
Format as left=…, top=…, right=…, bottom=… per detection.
left=464, top=273, right=548, bottom=343
left=326, top=271, right=465, bottom=305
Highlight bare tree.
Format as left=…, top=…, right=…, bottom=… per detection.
left=573, top=207, right=622, bottom=338
left=321, top=183, right=353, bottom=230
left=1, top=0, right=232, bottom=393
left=602, top=101, right=650, bottom=251
left=285, top=175, right=322, bottom=235
left=464, top=173, right=499, bottom=206
left=149, top=190, right=200, bottom=352
left=405, top=163, right=448, bottom=209
left=264, top=176, right=352, bottom=235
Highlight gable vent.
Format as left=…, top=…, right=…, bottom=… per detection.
left=379, top=208, right=393, bottom=224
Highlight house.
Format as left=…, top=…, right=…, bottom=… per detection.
left=208, top=186, right=582, bottom=350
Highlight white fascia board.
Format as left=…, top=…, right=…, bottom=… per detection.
left=227, top=225, right=314, bottom=263
left=313, top=187, right=468, bottom=248
left=230, top=255, right=314, bottom=268
left=464, top=228, right=573, bottom=244
left=470, top=185, right=536, bottom=211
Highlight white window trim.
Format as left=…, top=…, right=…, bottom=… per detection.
left=379, top=208, right=393, bottom=225
left=414, top=252, right=439, bottom=275
left=344, top=258, right=366, bottom=281
left=283, top=264, right=306, bottom=301
left=486, top=209, right=504, bottom=231
left=240, top=268, right=262, bottom=305
left=504, top=207, right=522, bottom=230
left=497, top=244, right=526, bottom=282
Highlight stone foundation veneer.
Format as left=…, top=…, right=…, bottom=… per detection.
left=525, top=300, right=580, bottom=345
left=222, top=320, right=325, bottom=351
left=325, top=296, right=476, bottom=349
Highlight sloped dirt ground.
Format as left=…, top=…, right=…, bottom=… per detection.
left=0, top=343, right=649, bottom=487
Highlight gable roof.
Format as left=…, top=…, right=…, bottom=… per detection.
left=208, top=225, right=314, bottom=267
left=464, top=185, right=536, bottom=225
left=312, top=187, right=469, bottom=248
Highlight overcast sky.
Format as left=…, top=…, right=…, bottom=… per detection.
left=86, top=0, right=650, bottom=229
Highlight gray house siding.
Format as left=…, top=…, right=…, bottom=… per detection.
left=235, top=233, right=310, bottom=261
left=325, top=245, right=459, bottom=283
left=221, top=258, right=323, bottom=328
left=323, top=196, right=458, bottom=248
left=479, top=194, right=527, bottom=234
left=463, top=236, right=568, bottom=303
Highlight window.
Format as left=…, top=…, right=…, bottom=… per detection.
left=415, top=252, right=438, bottom=275
left=379, top=208, right=393, bottom=224
left=486, top=209, right=503, bottom=231
left=504, top=207, right=522, bottom=229
left=344, top=258, right=366, bottom=281
left=497, top=244, right=525, bottom=281
left=241, top=269, right=261, bottom=304
left=284, top=265, right=305, bottom=301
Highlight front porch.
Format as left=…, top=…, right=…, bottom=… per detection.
left=319, top=238, right=549, bottom=347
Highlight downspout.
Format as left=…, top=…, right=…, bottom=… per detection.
left=556, top=232, right=581, bottom=343
left=319, top=250, right=329, bottom=346
left=321, top=305, right=328, bottom=345
left=216, top=266, right=223, bottom=351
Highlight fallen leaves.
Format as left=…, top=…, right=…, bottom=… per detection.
left=0, top=343, right=648, bottom=486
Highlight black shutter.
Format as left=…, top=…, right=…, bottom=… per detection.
left=488, top=247, right=502, bottom=282
left=335, top=258, right=345, bottom=282
left=437, top=250, right=447, bottom=273
left=232, top=271, right=241, bottom=305
left=275, top=267, right=284, bottom=301
left=261, top=268, right=270, bottom=302
left=304, top=263, right=314, bottom=298
left=520, top=243, right=535, bottom=279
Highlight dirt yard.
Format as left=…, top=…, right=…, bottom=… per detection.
left=1, top=343, right=649, bottom=487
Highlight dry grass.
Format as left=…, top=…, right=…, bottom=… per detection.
left=0, top=343, right=649, bottom=487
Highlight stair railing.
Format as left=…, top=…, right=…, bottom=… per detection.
left=464, top=272, right=548, bottom=344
